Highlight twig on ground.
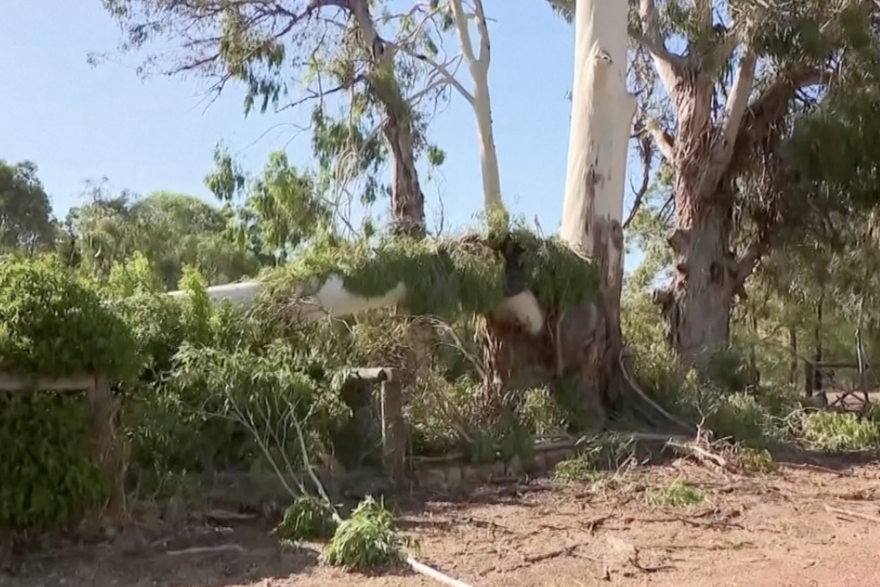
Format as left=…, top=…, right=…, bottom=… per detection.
left=668, top=439, right=733, bottom=472
left=824, top=505, right=880, bottom=524
left=778, top=462, right=852, bottom=477
left=586, top=514, right=611, bottom=534
left=166, top=544, right=247, bottom=555
left=629, top=555, right=674, bottom=573
left=523, top=541, right=585, bottom=563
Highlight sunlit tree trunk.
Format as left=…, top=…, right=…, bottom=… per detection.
left=559, top=0, right=636, bottom=399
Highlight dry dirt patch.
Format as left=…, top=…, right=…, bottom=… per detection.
left=4, top=460, right=880, bottom=587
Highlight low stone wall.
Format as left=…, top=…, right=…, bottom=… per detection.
left=410, top=442, right=579, bottom=493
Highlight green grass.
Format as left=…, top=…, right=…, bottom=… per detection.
left=800, top=411, right=880, bottom=451
left=644, top=479, right=706, bottom=508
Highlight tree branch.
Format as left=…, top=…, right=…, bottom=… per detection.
left=450, top=0, right=489, bottom=75
left=645, top=118, right=675, bottom=162
left=735, top=238, right=765, bottom=288
left=698, top=48, right=757, bottom=194
left=623, top=136, right=654, bottom=229
left=732, top=66, right=834, bottom=171
left=634, top=0, right=685, bottom=96
left=472, top=0, right=491, bottom=69
left=399, top=47, right=474, bottom=104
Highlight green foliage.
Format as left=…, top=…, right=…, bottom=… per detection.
left=0, top=255, right=139, bottom=378
left=799, top=411, right=880, bottom=451
left=273, top=496, right=338, bottom=544
left=553, top=433, right=637, bottom=482
left=553, top=457, right=594, bottom=483
left=118, top=271, right=347, bottom=477
left=0, top=159, right=56, bottom=253
left=0, top=392, right=106, bottom=533
left=66, top=187, right=260, bottom=289
left=258, top=229, right=599, bottom=323
left=734, top=446, right=776, bottom=474
left=644, top=479, right=706, bottom=509
left=320, top=496, right=406, bottom=571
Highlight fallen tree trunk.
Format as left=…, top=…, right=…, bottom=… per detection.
left=163, top=236, right=584, bottom=338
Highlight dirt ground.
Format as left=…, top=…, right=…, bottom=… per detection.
left=5, top=456, right=880, bottom=587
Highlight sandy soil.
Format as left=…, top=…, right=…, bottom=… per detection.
left=4, top=457, right=880, bottom=587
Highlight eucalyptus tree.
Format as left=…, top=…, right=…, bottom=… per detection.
left=100, top=0, right=464, bottom=235
left=550, top=0, right=880, bottom=374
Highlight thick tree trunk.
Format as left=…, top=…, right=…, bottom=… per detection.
left=349, top=0, right=425, bottom=236
left=660, top=184, right=736, bottom=369
left=381, top=109, right=426, bottom=235
left=553, top=0, right=634, bottom=414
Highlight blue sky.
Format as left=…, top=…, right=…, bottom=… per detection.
left=0, top=0, right=644, bottom=270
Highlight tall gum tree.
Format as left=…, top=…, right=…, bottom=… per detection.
left=552, top=0, right=880, bottom=372
left=560, top=0, right=636, bottom=372
left=100, top=0, right=446, bottom=234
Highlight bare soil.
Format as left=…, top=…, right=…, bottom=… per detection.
left=5, top=457, right=880, bottom=587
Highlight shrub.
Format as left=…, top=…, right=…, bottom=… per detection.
left=0, top=255, right=138, bottom=378
left=320, top=496, right=406, bottom=570
left=0, top=392, right=106, bottom=533
left=0, top=256, right=139, bottom=533
left=644, top=479, right=706, bottom=508
left=273, top=496, right=338, bottom=544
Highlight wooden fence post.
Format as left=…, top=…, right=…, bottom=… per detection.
left=86, top=374, right=125, bottom=521
left=380, top=375, right=407, bottom=487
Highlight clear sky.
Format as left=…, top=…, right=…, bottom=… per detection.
left=0, top=0, right=643, bottom=270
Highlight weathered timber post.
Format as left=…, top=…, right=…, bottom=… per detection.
left=380, top=374, right=406, bottom=487
left=86, top=374, right=126, bottom=521
left=336, top=367, right=407, bottom=487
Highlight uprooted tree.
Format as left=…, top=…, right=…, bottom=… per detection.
left=552, top=0, right=880, bottom=373
left=102, top=0, right=649, bottom=429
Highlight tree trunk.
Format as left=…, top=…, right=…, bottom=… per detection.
left=657, top=169, right=737, bottom=372
left=554, top=0, right=635, bottom=412
left=380, top=108, right=426, bottom=235
left=788, top=327, right=798, bottom=385
left=349, top=0, right=425, bottom=236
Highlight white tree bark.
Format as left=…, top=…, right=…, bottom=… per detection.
left=560, top=0, right=636, bottom=290
left=448, top=0, right=505, bottom=221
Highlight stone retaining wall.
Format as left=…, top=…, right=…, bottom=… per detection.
left=409, top=442, right=579, bottom=492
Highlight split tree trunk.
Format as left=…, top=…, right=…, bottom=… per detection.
left=349, top=0, right=425, bottom=236
left=472, top=0, right=635, bottom=426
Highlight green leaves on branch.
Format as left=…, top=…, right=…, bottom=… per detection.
left=257, top=226, right=600, bottom=323
left=0, top=393, right=106, bottom=533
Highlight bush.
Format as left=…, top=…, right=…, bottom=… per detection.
left=799, top=410, right=880, bottom=451
left=0, top=256, right=140, bottom=533
left=274, top=496, right=338, bottom=544
left=320, top=496, right=406, bottom=570
left=0, top=255, right=139, bottom=378
left=0, top=393, right=107, bottom=533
